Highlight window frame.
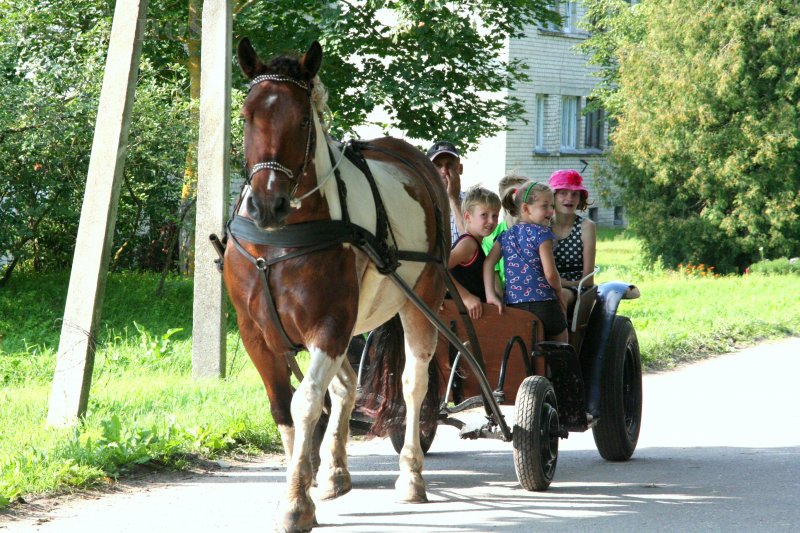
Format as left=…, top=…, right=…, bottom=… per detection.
left=564, top=1, right=579, bottom=33
left=535, top=94, right=546, bottom=151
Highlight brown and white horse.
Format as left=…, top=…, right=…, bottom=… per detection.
left=223, top=39, right=448, bottom=532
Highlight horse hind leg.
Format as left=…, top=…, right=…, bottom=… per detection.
left=280, top=344, right=343, bottom=533
left=316, top=357, right=356, bottom=500
left=395, top=302, right=438, bottom=503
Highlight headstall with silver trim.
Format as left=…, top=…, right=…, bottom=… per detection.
left=244, top=73, right=314, bottom=189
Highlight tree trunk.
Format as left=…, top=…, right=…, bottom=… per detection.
left=178, top=0, right=202, bottom=275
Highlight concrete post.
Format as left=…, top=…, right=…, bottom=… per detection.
left=192, top=0, right=232, bottom=378
left=47, top=0, right=149, bottom=426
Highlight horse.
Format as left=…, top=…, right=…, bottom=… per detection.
left=222, top=39, right=449, bottom=532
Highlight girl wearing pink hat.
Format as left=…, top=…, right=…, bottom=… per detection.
left=548, top=169, right=597, bottom=310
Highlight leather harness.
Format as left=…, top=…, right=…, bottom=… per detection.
left=210, top=74, right=489, bottom=407
left=219, top=140, right=443, bottom=355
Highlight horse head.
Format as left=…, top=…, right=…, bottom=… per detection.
left=238, top=39, right=323, bottom=230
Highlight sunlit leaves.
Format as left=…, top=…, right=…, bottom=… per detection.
left=582, top=0, right=800, bottom=271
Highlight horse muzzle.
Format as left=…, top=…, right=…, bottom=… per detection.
left=247, top=193, right=290, bottom=230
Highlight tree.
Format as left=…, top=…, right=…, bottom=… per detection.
left=0, top=0, right=191, bottom=280
left=1, top=0, right=558, bottom=281
left=581, top=0, right=800, bottom=272
left=234, top=1, right=558, bottom=150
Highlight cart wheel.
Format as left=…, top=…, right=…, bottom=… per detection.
left=389, top=423, right=437, bottom=455
left=592, top=316, right=643, bottom=461
left=513, top=375, right=559, bottom=491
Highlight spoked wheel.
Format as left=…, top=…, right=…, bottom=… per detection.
left=592, top=316, right=643, bottom=461
left=389, top=423, right=437, bottom=455
left=513, top=375, right=559, bottom=491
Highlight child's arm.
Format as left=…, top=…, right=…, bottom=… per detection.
left=483, top=242, right=504, bottom=313
left=540, top=239, right=566, bottom=314
left=448, top=236, right=483, bottom=319
left=450, top=278, right=483, bottom=320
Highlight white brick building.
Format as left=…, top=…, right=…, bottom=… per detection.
left=461, top=1, right=626, bottom=227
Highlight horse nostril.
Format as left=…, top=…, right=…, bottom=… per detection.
left=246, top=196, right=260, bottom=219
left=273, top=196, right=288, bottom=217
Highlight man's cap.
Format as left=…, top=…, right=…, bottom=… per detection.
left=426, top=140, right=460, bottom=160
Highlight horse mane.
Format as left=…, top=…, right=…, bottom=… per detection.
left=262, top=53, right=332, bottom=132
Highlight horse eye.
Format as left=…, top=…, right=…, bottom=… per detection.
left=301, top=117, right=310, bottom=128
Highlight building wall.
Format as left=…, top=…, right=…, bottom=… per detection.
left=462, top=2, right=626, bottom=228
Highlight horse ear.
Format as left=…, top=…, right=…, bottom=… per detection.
left=301, top=41, right=323, bottom=79
left=237, top=38, right=263, bottom=79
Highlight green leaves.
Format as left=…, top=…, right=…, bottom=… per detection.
left=582, top=0, right=800, bottom=272
left=235, top=0, right=559, bottom=151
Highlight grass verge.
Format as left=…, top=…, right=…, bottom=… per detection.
left=1, top=235, right=799, bottom=506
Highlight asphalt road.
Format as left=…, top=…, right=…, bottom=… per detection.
left=2, top=337, right=799, bottom=532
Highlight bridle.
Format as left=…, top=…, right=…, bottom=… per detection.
left=244, top=73, right=349, bottom=209
left=244, top=74, right=314, bottom=203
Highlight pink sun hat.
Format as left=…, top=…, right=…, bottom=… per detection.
left=549, top=169, right=588, bottom=198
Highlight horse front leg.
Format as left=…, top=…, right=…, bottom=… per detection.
left=317, top=357, right=356, bottom=500
left=281, top=344, right=342, bottom=533
left=396, top=306, right=438, bottom=503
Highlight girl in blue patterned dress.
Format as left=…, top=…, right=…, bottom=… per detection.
left=482, top=181, right=567, bottom=342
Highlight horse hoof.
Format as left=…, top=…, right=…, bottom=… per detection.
left=395, top=473, right=428, bottom=503
left=279, top=502, right=317, bottom=533
left=279, top=514, right=316, bottom=533
left=318, top=469, right=352, bottom=501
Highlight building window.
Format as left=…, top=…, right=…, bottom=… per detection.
left=588, top=207, right=599, bottom=222
left=561, top=96, right=578, bottom=150
left=543, top=2, right=560, bottom=31
left=535, top=94, right=546, bottom=151
left=564, top=1, right=579, bottom=32
left=585, top=104, right=605, bottom=149
left=614, top=206, right=625, bottom=226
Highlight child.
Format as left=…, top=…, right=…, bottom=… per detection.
left=482, top=173, right=531, bottom=293
left=549, top=169, right=596, bottom=311
left=447, top=186, right=501, bottom=320
left=483, top=181, right=568, bottom=343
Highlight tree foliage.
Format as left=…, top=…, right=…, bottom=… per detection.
left=234, top=0, right=558, bottom=150
left=0, top=0, right=192, bottom=279
left=582, top=0, right=800, bottom=272
left=0, top=0, right=557, bottom=279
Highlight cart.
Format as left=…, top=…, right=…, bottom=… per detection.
left=353, top=270, right=643, bottom=491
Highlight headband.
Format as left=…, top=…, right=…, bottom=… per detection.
left=522, top=182, right=537, bottom=203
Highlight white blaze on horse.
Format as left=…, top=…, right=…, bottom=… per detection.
left=222, top=39, right=448, bottom=532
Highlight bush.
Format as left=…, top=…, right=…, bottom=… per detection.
left=582, top=0, right=800, bottom=273
left=747, top=258, right=800, bottom=276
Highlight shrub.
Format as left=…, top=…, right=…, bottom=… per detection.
left=747, top=258, right=800, bottom=276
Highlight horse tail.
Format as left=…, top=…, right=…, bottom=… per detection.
left=359, top=314, right=441, bottom=438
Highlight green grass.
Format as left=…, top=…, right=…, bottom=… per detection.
left=1, top=236, right=799, bottom=507
left=0, top=273, right=279, bottom=507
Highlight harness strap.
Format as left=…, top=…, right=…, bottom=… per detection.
left=226, top=228, right=304, bottom=353
left=328, top=144, right=350, bottom=224
left=340, top=142, right=400, bottom=274
left=353, top=142, right=490, bottom=383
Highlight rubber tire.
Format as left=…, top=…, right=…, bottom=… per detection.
left=389, top=423, right=437, bottom=455
left=513, top=375, right=559, bottom=491
left=592, top=316, right=643, bottom=461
